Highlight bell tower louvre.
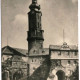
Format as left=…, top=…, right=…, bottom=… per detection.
left=27, top=0, right=44, bottom=55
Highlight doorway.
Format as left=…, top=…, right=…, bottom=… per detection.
left=56, top=70, right=65, bottom=80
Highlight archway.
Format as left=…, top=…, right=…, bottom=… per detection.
left=13, top=69, right=24, bottom=80
left=56, top=70, right=65, bottom=80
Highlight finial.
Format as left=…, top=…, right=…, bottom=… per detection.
left=63, top=29, right=65, bottom=43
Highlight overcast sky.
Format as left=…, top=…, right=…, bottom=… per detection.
left=2, top=0, right=78, bottom=49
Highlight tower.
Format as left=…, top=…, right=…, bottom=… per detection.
left=27, top=0, right=44, bottom=55
left=27, top=0, right=44, bottom=75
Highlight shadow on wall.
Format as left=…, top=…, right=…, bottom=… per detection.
left=27, top=57, right=51, bottom=80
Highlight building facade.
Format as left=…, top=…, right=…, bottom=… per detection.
left=49, top=42, right=78, bottom=80
left=27, top=0, right=48, bottom=75
left=2, top=46, right=28, bottom=80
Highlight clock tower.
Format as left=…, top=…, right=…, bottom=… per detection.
left=27, top=0, right=44, bottom=55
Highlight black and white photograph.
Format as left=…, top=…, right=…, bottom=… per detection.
left=1, top=0, right=78, bottom=80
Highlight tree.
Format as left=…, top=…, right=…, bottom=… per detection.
left=70, top=65, right=79, bottom=80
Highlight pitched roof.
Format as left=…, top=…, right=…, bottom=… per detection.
left=28, top=48, right=49, bottom=56
left=2, top=46, right=14, bottom=55
left=2, top=46, right=27, bottom=56
left=2, top=46, right=49, bottom=57
left=13, top=48, right=28, bottom=56
left=49, top=42, right=78, bottom=51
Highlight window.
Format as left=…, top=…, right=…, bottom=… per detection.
left=33, top=50, right=36, bottom=53
left=40, top=16, right=41, bottom=21
left=32, top=59, right=33, bottom=62
left=68, top=60, right=70, bottom=64
left=74, top=52, right=77, bottom=56
left=74, top=60, right=77, bottom=64
left=58, top=51, right=61, bottom=55
left=42, top=50, right=45, bottom=53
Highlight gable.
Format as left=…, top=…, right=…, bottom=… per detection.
left=2, top=46, right=27, bottom=56
left=2, top=46, right=14, bottom=55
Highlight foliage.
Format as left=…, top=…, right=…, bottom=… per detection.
left=69, top=65, right=79, bottom=80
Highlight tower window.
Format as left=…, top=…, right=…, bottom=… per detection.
left=40, top=16, right=41, bottom=21
left=41, top=44, right=43, bottom=48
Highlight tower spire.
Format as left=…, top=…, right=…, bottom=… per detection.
left=27, top=0, right=44, bottom=55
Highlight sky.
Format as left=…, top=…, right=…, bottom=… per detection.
left=1, top=0, right=78, bottom=49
